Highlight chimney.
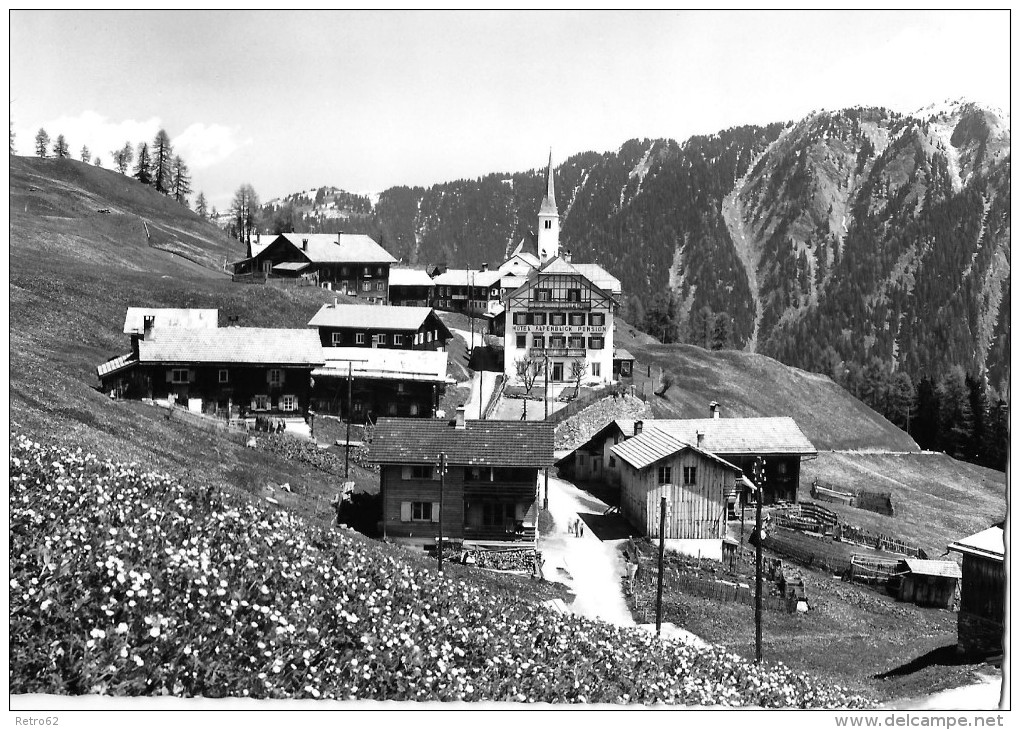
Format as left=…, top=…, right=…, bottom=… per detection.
left=455, top=405, right=466, bottom=430
left=709, top=401, right=720, bottom=419
left=696, top=430, right=705, bottom=447
left=302, top=237, right=309, bottom=252
left=142, top=314, right=155, bottom=341
left=336, top=231, right=343, bottom=243
left=481, top=262, right=489, bottom=272
left=634, top=420, right=643, bottom=436
left=256, top=232, right=261, bottom=244
left=333, top=298, right=338, bottom=307
left=564, top=249, right=572, bottom=263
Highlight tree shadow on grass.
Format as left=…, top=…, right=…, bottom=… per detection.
left=874, top=644, right=996, bottom=679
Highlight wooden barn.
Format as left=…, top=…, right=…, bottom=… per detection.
left=387, top=268, right=435, bottom=307
left=948, top=525, right=1005, bottom=656
left=308, top=302, right=452, bottom=350
left=611, top=427, right=742, bottom=558
left=892, top=559, right=961, bottom=609
left=367, top=410, right=554, bottom=548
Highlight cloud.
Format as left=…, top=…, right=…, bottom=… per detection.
left=19, top=111, right=162, bottom=161
left=172, top=123, right=252, bottom=169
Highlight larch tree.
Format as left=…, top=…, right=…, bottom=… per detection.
left=53, top=135, right=70, bottom=158
left=35, top=129, right=50, bottom=157
left=134, top=142, right=152, bottom=185
left=80, top=145, right=91, bottom=163
left=93, top=156, right=102, bottom=167
left=150, top=129, right=174, bottom=194
left=230, top=184, right=260, bottom=249
left=194, top=192, right=208, bottom=218
left=111, top=142, right=133, bottom=174
left=171, top=155, right=192, bottom=206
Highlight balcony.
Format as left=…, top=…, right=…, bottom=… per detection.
left=527, top=300, right=591, bottom=310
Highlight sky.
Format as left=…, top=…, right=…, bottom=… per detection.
left=9, top=10, right=1013, bottom=210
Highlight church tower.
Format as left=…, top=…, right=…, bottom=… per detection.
left=537, top=149, right=560, bottom=263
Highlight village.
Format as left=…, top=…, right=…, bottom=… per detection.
left=93, top=152, right=1005, bottom=692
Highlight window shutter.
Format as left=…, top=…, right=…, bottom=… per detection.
left=266, top=370, right=272, bottom=384
left=401, top=466, right=412, bottom=480
left=165, top=370, right=173, bottom=383
left=279, top=369, right=286, bottom=384
left=431, top=502, right=440, bottom=522
left=188, top=369, right=196, bottom=383
left=400, top=502, right=412, bottom=522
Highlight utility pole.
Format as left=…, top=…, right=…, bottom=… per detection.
left=544, top=353, right=549, bottom=419
left=437, top=452, right=447, bottom=573
left=656, top=496, right=667, bottom=636
left=345, top=362, right=352, bottom=479
left=754, top=456, right=766, bottom=663
left=479, top=371, right=483, bottom=419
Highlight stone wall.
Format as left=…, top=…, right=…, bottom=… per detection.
left=554, top=393, right=652, bottom=450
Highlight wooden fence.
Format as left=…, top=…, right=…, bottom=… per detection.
left=482, top=375, right=506, bottom=419
left=634, top=563, right=796, bottom=613
left=811, top=480, right=895, bottom=516
left=834, top=524, right=927, bottom=558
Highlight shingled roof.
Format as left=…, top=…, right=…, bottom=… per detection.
left=611, top=429, right=741, bottom=472
left=948, top=525, right=1005, bottom=562
left=276, top=233, right=397, bottom=265
left=367, top=418, right=554, bottom=467
left=388, top=268, right=435, bottom=287
left=308, top=303, right=449, bottom=335
left=123, top=308, right=218, bottom=335
left=137, top=328, right=324, bottom=366
left=647, top=418, right=816, bottom=456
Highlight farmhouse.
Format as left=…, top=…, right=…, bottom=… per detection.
left=308, top=302, right=452, bottom=350
left=611, top=427, right=742, bottom=560
left=388, top=268, right=435, bottom=307
left=100, top=325, right=324, bottom=419
left=232, top=232, right=397, bottom=302
left=432, top=265, right=505, bottom=318
left=310, top=347, right=448, bottom=421
left=948, top=524, right=1005, bottom=656
left=367, top=410, right=554, bottom=548
left=555, top=411, right=815, bottom=505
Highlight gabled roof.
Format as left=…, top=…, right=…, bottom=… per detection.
left=645, top=418, right=817, bottom=456
left=137, top=328, right=324, bottom=366
left=505, top=255, right=618, bottom=305
left=308, top=303, right=449, bottom=336
left=611, top=429, right=741, bottom=472
left=388, top=268, right=435, bottom=287
left=273, top=233, right=397, bottom=265
left=555, top=419, right=632, bottom=465
left=432, top=268, right=503, bottom=287
left=614, top=348, right=635, bottom=361
left=510, top=231, right=540, bottom=260
left=313, top=348, right=448, bottom=383
left=571, top=263, right=622, bottom=296
left=367, top=418, right=554, bottom=467
left=123, top=308, right=218, bottom=335
left=901, top=559, right=962, bottom=579
left=948, top=526, right=1005, bottom=562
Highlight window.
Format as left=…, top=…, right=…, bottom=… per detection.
left=465, top=466, right=491, bottom=482
left=569, top=313, right=585, bottom=326
left=218, top=369, right=229, bottom=383
left=578, top=454, right=586, bottom=466
left=376, top=267, right=383, bottom=276
left=252, top=395, right=270, bottom=411
left=516, top=335, right=527, bottom=349
left=341, top=267, right=349, bottom=277
left=567, top=289, right=581, bottom=302
left=387, top=403, right=397, bottom=415
left=376, top=281, right=385, bottom=291
left=331, top=332, right=343, bottom=346
left=409, top=404, right=419, bottom=416
left=532, top=313, right=546, bottom=326
left=589, top=336, right=604, bottom=350
left=426, top=331, right=433, bottom=343
left=591, top=362, right=601, bottom=377
left=361, top=281, right=371, bottom=292
left=376, top=333, right=387, bottom=345
left=589, top=313, right=605, bottom=326
left=281, top=395, right=297, bottom=412
left=268, top=369, right=283, bottom=386
left=490, top=288, right=499, bottom=297
left=536, top=289, right=551, bottom=302
left=550, top=313, right=565, bottom=326
left=514, top=312, right=528, bottom=325
left=550, top=336, right=566, bottom=348
left=353, top=401, right=364, bottom=414
left=411, top=502, right=433, bottom=521
left=363, top=267, right=371, bottom=276
left=778, top=462, right=788, bottom=475
left=532, top=336, right=545, bottom=349
left=544, top=220, right=551, bottom=230
left=171, top=368, right=190, bottom=384
left=394, top=334, right=403, bottom=345
left=683, top=466, right=697, bottom=485
left=568, top=336, right=584, bottom=349
left=482, top=502, right=509, bottom=526
left=658, top=466, right=672, bottom=485
left=355, top=333, right=366, bottom=345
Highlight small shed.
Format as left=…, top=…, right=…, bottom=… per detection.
left=895, top=559, right=961, bottom=609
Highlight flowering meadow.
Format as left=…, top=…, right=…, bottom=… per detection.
left=10, top=435, right=872, bottom=706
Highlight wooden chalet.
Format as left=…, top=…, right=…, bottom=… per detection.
left=388, top=268, right=435, bottom=307
left=308, top=302, right=452, bottom=350
left=311, top=347, right=448, bottom=421
left=100, top=325, right=324, bottom=420
left=556, top=418, right=636, bottom=489
left=432, top=265, right=505, bottom=318
left=232, top=232, right=397, bottom=303
left=948, top=525, right=1005, bottom=656
left=611, top=427, right=742, bottom=559
left=367, top=410, right=554, bottom=548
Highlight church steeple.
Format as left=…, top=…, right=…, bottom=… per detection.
left=537, top=148, right=560, bottom=262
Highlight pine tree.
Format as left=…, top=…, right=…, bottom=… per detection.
left=52, top=134, right=69, bottom=158
left=710, top=312, right=732, bottom=350
left=966, top=373, right=989, bottom=466
left=134, top=142, right=152, bottom=185
left=170, top=155, right=191, bottom=206
left=34, top=128, right=50, bottom=157
left=887, top=371, right=914, bottom=430
left=150, top=129, right=174, bottom=193
left=937, top=367, right=973, bottom=459
left=80, top=145, right=91, bottom=163
left=194, top=192, right=208, bottom=218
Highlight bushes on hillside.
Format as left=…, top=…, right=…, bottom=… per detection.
left=9, top=435, right=870, bottom=706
